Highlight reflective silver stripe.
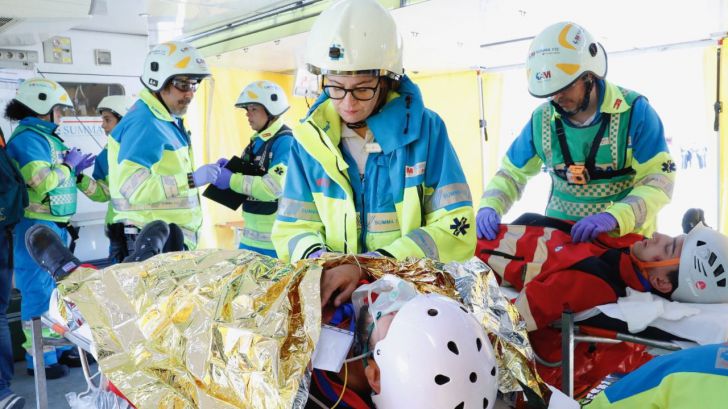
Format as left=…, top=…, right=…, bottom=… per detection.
left=53, top=168, right=68, bottom=184
left=541, top=104, right=553, bottom=166
left=636, top=174, right=674, bottom=197
left=495, top=169, right=525, bottom=198
left=28, top=168, right=51, bottom=188
left=120, top=169, right=151, bottom=200
left=181, top=227, right=197, bottom=246
left=367, top=212, right=400, bottom=233
left=261, top=174, right=282, bottom=197
left=161, top=175, right=179, bottom=198
left=26, top=202, right=50, bottom=214
left=242, top=228, right=271, bottom=242
left=289, top=232, right=320, bottom=257
left=424, top=183, right=471, bottom=213
left=242, top=175, right=254, bottom=196
left=607, top=113, right=621, bottom=169
left=278, top=198, right=321, bottom=222
left=406, top=229, right=439, bottom=259
left=482, top=189, right=513, bottom=210
left=81, top=178, right=99, bottom=196
left=111, top=195, right=199, bottom=211
left=524, top=228, right=553, bottom=284
left=98, top=180, right=110, bottom=196
left=622, top=196, right=648, bottom=228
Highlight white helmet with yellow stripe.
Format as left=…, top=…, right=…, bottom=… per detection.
left=141, top=41, right=211, bottom=92
left=15, top=78, right=73, bottom=115
left=527, top=22, right=607, bottom=98
left=235, top=80, right=290, bottom=116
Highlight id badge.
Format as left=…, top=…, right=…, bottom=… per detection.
left=566, top=165, right=590, bottom=185
left=311, top=325, right=354, bottom=372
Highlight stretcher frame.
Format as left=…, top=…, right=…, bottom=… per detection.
left=29, top=314, right=99, bottom=409
left=533, top=310, right=683, bottom=398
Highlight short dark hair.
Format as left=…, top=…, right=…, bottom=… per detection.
left=4, top=100, right=37, bottom=122
left=651, top=267, right=679, bottom=300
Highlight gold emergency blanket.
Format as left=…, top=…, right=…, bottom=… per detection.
left=57, top=251, right=547, bottom=408
left=57, top=250, right=322, bottom=409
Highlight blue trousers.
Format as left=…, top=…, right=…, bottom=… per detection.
left=0, top=229, right=16, bottom=399
left=12, top=218, right=66, bottom=322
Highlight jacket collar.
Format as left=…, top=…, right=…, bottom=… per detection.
left=18, top=117, right=58, bottom=135
left=303, top=75, right=425, bottom=154
left=140, top=88, right=174, bottom=122
left=255, top=117, right=286, bottom=141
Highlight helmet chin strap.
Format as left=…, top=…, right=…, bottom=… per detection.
left=629, top=244, right=680, bottom=280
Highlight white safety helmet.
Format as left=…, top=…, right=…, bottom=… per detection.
left=15, top=78, right=73, bottom=115
left=235, top=81, right=290, bottom=117
left=527, top=21, right=607, bottom=98
left=97, top=95, right=135, bottom=118
left=673, top=223, right=728, bottom=303
left=305, top=0, right=403, bottom=79
left=371, top=294, right=498, bottom=409
left=141, top=41, right=211, bottom=92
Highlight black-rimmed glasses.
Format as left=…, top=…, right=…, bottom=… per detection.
left=323, top=81, right=380, bottom=101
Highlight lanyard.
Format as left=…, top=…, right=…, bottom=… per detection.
left=554, top=114, right=611, bottom=171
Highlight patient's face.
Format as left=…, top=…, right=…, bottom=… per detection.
left=632, top=233, right=685, bottom=262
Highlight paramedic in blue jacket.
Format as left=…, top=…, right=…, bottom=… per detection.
left=272, top=0, right=475, bottom=290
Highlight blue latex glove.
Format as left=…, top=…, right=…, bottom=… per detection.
left=62, top=149, right=84, bottom=171
left=476, top=207, right=501, bottom=240
left=76, top=153, right=96, bottom=173
left=213, top=167, right=232, bottom=190
left=571, top=212, right=618, bottom=243
left=192, top=164, right=221, bottom=187
left=216, top=157, right=229, bottom=167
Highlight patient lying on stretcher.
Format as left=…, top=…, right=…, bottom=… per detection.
left=476, top=212, right=728, bottom=331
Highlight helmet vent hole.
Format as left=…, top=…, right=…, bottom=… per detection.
left=427, top=308, right=438, bottom=317
left=709, top=252, right=718, bottom=267
left=483, top=398, right=490, bottom=408
left=469, top=372, right=478, bottom=383
left=490, top=365, right=496, bottom=376
left=447, top=341, right=459, bottom=355
left=713, top=264, right=724, bottom=278
left=697, top=240, right=706, bottom=247
left=589, top=43, right=598, bottom=57
left=454, top=403, right=464, bottom=409
left=38, top=93, right=47, bottom=101
left=476, top=337, right=483, bottom=351
left=717, top=278, right=726, bottom=287
left=434, top=374, right=450, bottom=385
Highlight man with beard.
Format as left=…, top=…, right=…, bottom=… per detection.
left=107, top=41, right=219, bottom=250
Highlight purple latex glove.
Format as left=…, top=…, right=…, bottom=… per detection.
left=476, top=207, right=501, bottom=240
left=360, top=251, right=383, bottom=258
left=62, top=149, right=84, bottom=170
left=192, top=164, right=221, bottom=187
left=571, top=212, right=618, bottom=243
left=213, top=167, right=232, bottom=190
left=216, top=157, right=229, bottom=167
left=76, top=153, right=96, bottom=173
left=308, top=249, right=326, bottom=259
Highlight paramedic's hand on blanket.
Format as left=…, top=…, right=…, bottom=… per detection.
left=76, top=153, right=96, bottom=173
left=321, top=264, right=362, bottom=309
left=213, top=167, right=232, bottom=190
left=192, top=164, right=221, bottom=187
left=215, top=157, right=229, bottom=168
left=571, top=212, right=618, bottom=243
left=476, top=207, right=501, bottom=240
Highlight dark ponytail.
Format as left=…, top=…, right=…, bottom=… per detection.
left=4, top=100, right=38, bottom=122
